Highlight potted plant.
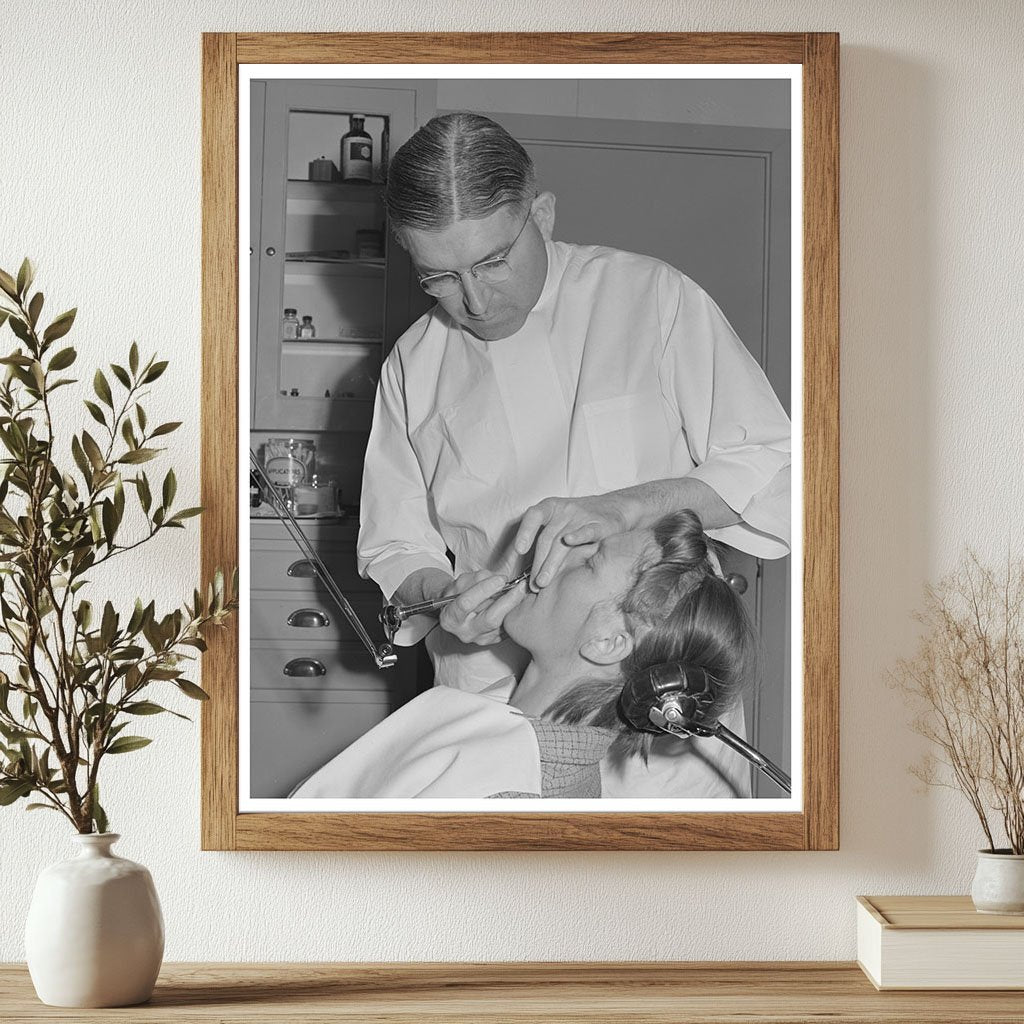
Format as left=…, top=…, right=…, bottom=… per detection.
left=0, top=259, right=237, bottom=1005
left=894, top=550, right=1024, bottom=914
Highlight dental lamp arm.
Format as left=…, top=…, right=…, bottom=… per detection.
left=711, top=723, right=792, bottom=794
left=652, top=714, right=792, bottom=796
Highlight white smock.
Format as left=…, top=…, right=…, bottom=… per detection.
left=357, top=240, right=789, bottom=798
left=291, top=678, right=541, bottom=799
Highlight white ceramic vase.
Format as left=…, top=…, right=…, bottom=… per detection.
left=971, top=849, right=1024, bottom=915
left=24, top=833, right=164, bottom=1007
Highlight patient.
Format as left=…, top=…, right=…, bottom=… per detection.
left=291, top=510, right=757, bottom=799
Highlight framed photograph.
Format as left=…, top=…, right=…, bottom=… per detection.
left=201, top=33, right=838, bottom=851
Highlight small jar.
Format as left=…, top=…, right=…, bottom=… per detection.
left=310, top=474, right=340, bottom=515
left=298, top=315, right=316, bottom=339
left=281, top=308, right=299, bottom=340
left=355, top=229, right=383, bottom=259
left=292, top=484, right=320, bottom=516
left=308, top=155, right=336, bottom=181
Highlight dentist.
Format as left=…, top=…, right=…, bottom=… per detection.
left=357, top=113, right=790, bottom=796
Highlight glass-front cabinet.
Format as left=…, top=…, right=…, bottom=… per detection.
left=251, top=82, right=431, bottom=432
left=247, top=80, right=434, bottom=798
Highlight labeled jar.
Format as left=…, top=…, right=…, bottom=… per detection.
left=341, top=115, right=373, bottom=183
left=263, top=438, right=316, bottom=487
left=298, top=315, right=316, bottom=339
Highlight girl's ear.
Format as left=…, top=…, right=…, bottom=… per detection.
left=580, top=629, right=634, bottom=667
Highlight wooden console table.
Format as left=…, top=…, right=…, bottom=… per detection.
left=2, top=962, right=1023, bottom=1022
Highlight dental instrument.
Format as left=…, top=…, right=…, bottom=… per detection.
left=379, top=571, right=530, bottom=643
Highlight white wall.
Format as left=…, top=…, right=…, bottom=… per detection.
left=1, top=0, right=1022, bottom=962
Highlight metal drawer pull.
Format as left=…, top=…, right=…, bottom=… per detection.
left=283, top=658, right=326, bottom=677
left=287, top=608, right=330, bottom=628
left=287, top=559, right=317, bottom=578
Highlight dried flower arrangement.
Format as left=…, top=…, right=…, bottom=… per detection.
left=894, top=551, right=1024, bottom=854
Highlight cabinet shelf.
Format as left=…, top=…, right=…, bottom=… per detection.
left=286, top=179, right=383, bottom=202
left=284, top=256, right=385, bottom=276
left=286, top=254, right=384, bottom=265
left=277, top=393, right=377, bottom=403
left=281, top=337, right=382, bottom=345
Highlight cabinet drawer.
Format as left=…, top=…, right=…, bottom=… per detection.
left=250, top=594, right=384, bottom=644
left=248, top=639, right=417, bottom=797
left=250, top=687, right=397, bottom=799
left=249, top=641, right=414, bottom=696
left=249, top=543, right=375, bottom=594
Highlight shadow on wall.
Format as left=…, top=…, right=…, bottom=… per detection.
left=839, top=47, right=937, bottom=868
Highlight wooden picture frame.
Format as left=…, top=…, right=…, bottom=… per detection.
left=201, top=32, right=839, bottom=851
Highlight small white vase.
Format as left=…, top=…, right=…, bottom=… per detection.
left=971, top=849, right=1024, bottom=915
left=24, top=833, right=164, bottom=1007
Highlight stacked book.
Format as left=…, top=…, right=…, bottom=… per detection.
left=857, top=895, right=1024, bottom=989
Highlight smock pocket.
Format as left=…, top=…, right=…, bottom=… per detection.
left=582, top=390, right=671, bottom=492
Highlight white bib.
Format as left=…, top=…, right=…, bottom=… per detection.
left=291, top=679, right=541, bottom=799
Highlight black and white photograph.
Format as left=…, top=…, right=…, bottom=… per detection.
left=241, top=70, right=799, bottom=809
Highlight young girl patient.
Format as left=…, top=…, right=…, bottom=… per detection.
left=290, top=510, right=756, bottom=800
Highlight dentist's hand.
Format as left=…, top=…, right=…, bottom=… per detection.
left=513, top=494, right=630, bottom=588
left=438, top=570, right=528, bottom=646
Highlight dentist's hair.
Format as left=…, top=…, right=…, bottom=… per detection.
left=543, top=509, right=759, bottom=762
left=384, top=113, right=536, bottom=243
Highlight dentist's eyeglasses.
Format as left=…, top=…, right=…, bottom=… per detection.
left=417, top=213, right=531, bottom=298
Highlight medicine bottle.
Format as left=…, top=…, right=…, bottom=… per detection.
left=281, top=308, right=299, bottom=340
left=298, top=315, right=316, bottom=339
left=341, top=115, right=373, bottom=183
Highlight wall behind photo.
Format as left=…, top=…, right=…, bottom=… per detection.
left=1, top=1, right=1021, bottom=961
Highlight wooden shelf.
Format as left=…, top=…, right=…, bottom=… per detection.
left=2, top=962, right=1023, bottom=1022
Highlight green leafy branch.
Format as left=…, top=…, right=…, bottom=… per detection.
left=0, top=259, right=237, bottom=833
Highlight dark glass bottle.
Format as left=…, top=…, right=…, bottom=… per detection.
left=341, top=115, right=373, bottom=183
